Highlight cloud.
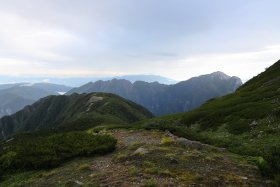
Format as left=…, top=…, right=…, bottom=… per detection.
left=166, top=45, right=280, bottom=82
left=0, top=0, right=279, bottom=82
left=0, top=11, right=80, bottom=63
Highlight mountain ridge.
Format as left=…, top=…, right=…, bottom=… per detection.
left=0, top=92, right=153, bottom=140
left=67, top=72, right=242, bottom=116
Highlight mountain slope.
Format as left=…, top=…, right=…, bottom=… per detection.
left=0, top=93, right=34, bottom=116
left=0, top=83, right=72, bottom=117
left=139, top=60, right=280, bottom=155
left=175, top=60, right=280, bottom=183
left=181, top=60, right=280, bottom=136
left=0, top=93, right=153, bottom=140
left=67, top=72, right=242, bottom=116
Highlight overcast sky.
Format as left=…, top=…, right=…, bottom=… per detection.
left=0, top=0, right=279, bottom=82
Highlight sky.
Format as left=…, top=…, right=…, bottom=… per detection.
left=0, top=0, right=279, bottom=83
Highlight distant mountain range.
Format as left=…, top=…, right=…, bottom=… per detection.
left=0, top=74, right=177, bottom=87
left=0, top=83, right=72, bottom=117
left=115, top=75, right=177, bottom=84
left=0, top=72, right=241, bottom=117
left=67, top=71, right=242, bottom=116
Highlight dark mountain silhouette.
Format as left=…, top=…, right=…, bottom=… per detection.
left=67, top=72, right=242, bottom=116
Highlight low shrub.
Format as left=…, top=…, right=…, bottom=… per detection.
left=143, top=178, right=157, bottom=187
left=0, top=132, right=117, bottom=176
left=161, top=137, right=175, bottom=145
left=226, top=118, right=250, bottom=134
left=78, top=164, right=91, bottom=171
left=257, top=145, right=280, bottom=185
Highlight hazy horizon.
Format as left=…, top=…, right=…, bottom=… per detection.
left=0, top=0, right=279, bottom=84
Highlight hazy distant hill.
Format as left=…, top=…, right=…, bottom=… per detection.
left=0, top=92, right=153, bottom=140
left=67, top=72, right=242, bottom=116
left=0, top=74, right=177, bottom=87
left=116, top=74, right=177, bottom=84
left=0, top=83, right=72, bottom=117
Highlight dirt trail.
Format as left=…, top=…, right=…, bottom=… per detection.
left=23, top=129, right=266, bottom=187
left=87, top=130, right=266, bottom=187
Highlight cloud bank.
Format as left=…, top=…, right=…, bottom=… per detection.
left=0, top=0, right=279, bottom=82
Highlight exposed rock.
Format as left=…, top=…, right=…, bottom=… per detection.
left=88, top=95, right=103, bottom=103
left=165, top=130, right=177, bottom=139
left=177, top=137, right=204, bottom=150
left=65, top=180, right=84, bottom=186
left=166, top=130, right=205, bottom=149
left=87, top=96, right=103, bottom=111
left=169, top=157, right=178, bottom=164
left=250, top=120, right=258, bottom=128
left=133, top=147, right=149, bottom=155
left=5, top=138, right=14, bottom=143
left=75, top=180, right=84, bottom=186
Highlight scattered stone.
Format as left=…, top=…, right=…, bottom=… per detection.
left=165, top=130, right=177, bottom=139
left=177, top=137, right=203, bottom=149
left=249, top=120, right=258, bottom=128
left=88, top=96, right=103, bottom=103
left=169, top=157, right=178, bottom=164
left=5, top=138, right=14, bottom=143
left=75, top=180, right=84, bottom=185
left=218, top=148, right=226, bottom=152
left=65, top=180, right=84, bottom=186
left=133, top=147, right=149, bottom=155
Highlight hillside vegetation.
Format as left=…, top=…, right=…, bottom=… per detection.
left=0, top=92, right=152, bottom=182
left=0, top=132, right=117, bottom=177
left=0, top=93, right=153, bottom=140
left=131, top=60, right=280, bottom=183
left=179, top=60, right=280, bottom=154
left=0, top=130, right=265, bottom=186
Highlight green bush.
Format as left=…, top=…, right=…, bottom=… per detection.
left=258, top=145, right=280, bottom=185
left=226, top=118, right=250, bottom=134
left=143, top=178, right=157, bottom=187
left=0, top=132, right=117, bottom=176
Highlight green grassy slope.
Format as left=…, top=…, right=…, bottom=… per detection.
left=0, top=130, right=266, bottom=186
left=127, top=60, right=280, bottom=183
left=0, top=92, right=153, bottom=140
left=0, top=92, right=153, bottom=180
left=178, top=60, right=280, bottom=153
left=181, top=60, right=280, bottom=133
left=133, top=60, right=279, bottom=153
